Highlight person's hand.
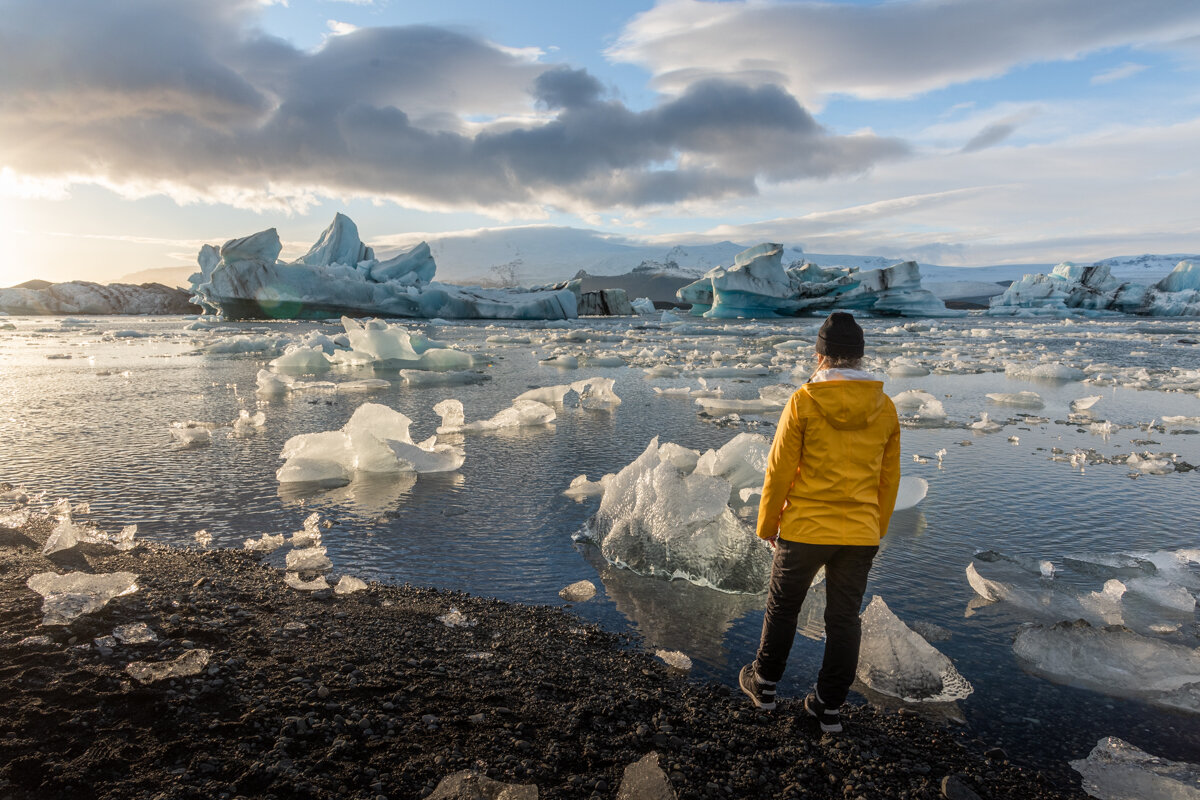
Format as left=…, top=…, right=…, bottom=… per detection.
left=767, top=535, right=779, bottom=549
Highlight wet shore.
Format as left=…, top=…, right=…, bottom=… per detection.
left=0, top=517, right=1085, bottom=800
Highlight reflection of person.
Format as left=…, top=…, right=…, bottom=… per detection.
left=739, top=312, right=900, bottom=733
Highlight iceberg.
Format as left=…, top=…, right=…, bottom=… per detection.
left=856, top=596, right=973, bottom=702
left=433, top=398, right=556, bottom=434
left=581, top=436, right=773, bottom=593
left=1012, top=619, right=1200, bottom=713
left=0, top=280, right=197, bottom=315
left=987, top=260, right=1200, bottom=317
left=189, top=214, right=580, bottom=320
left=676, top=243, right=960, bottom=319
left=1070, top=737, right=1200, bottom=800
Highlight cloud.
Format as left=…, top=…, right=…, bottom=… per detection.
left=1091, top=62, right=1148, bottom=85
left=610, top=0, right=1200, bottom=108
left=0, top=0, right=905, bottom=215
left=961, top=123, right=1018, bottom=152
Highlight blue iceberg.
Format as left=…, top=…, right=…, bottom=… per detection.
left=987, top=260, right=1200, bottom=317
left=190, top=213, right=578, bottom=320
left=676, top=243, right=959, bottom=318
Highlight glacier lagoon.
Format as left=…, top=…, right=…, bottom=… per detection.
left=2, top=312, right=1199, bottom=778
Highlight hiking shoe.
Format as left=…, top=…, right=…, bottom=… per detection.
left=738, top=663, right=776, bottom=711
left=804, top=690, right=842, bottom=733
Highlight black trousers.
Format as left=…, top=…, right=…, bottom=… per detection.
left=754, top=540, right=878, bottom=708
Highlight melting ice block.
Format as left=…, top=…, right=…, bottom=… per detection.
left=338, top=316, right=474, bottom=370
left=334, top=575, right=368, bottom=594
left=656, top=650, right=692, bottom=671
left=893, top=476, right=928, bottom=512
left=856, top=596, right=973, bottom=702
left=434, top=397, right=556, bottom=433
left=986, top=391, right=1044, bottom=408
left=1070, top=737, right=1200, bottom=800
left=27, top=571, right=139, bottom=626
left=584, top=436, right=772, bottom=594
left=126, top=649, right=212, bottom=683
left=1013, top=619, right=1200, bottom=713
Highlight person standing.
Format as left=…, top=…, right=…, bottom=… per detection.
left=739, top=311, right=900, bottom=733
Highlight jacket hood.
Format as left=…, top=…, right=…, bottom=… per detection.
left=804, top=380, right=887, bottom=430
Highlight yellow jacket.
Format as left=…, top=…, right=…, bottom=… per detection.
left=755, top=378, right=901, bottom=546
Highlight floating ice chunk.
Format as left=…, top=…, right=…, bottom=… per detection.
left=340, top=317, right=474, bottom=370
left=126, top=649, right=211, bottom=683
left=986, top=391, right=1044, bottom=408
left=693, top=433, right=770, bottom=498
left=435, top=397, right=556, bottom=433
left=243, top=532, right=286, bottom=552
left=170, top=422, right=213, bottom=446
left=256, top=368, right=294, bottom=396
left=586, top=436, right=772, bottom=594
left=656, top=650, right=692, bottom=671
left=559, top=580, right=597, bottom=602
left=892, top=390, right=936, bottom=411
left=887, top=359, right=930, bottom=378
left=856, top=596, right=973, bottom=702
left=1090, top=420, right=1119, bottom=436
left=1004, top=362, right=1085, bottom=381
left=563, top=474, right=613, bottom=500
left=1163, top=415, right=1200, bottom=427
left=1081, top=579, right=1128, bottom=625
left=1072, top=395, right=1104, bottom=412
left=284, top=572, right=329, bottom=591
left=398, top=369, right=483, bottom=388
left=643, top=365, right=681, bottom=378
left=969, top=413, right=1003, bottom=433
left=27, top=571, right=139, bottom=625
left=515, top=384, right=574, bottom=405
left=1009, top=435, right=1020, bottom=444
left=1139, top=549, right=1200, bottom=591
left=540, top=355, right=579, bottom=369
left=695, top=395, right=784, bottom=415
left=270, top=345, right=332, bottom=372
left=334, top=575, right=368, bottom=594
left=630, top=297, right=656, bottom=314
left=894, top=476, right=928, bottom=511
left=193, top=529, right=212, bottom=548
left=437, top=606, right=477, bottom=627
left=1124, top=576, right=1197, bottom=613
left=286, top=545, right=332, bottom=573
left=1126, top=452, right=1175, bottom=474
left=113, top=622, right=158, bottom=644
left=230, top=409, right=266, bottom=438
left=1070, top=737, right=1200, bottom=800
left=571, top=377, right=622, bottom=408
left=1013, top=619, right=1200, bottom=713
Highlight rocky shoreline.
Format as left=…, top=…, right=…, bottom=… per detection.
left=0, top=517, right=1085, bottom=800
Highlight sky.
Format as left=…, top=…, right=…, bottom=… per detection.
left=2, top=0, right=1200, bottom=285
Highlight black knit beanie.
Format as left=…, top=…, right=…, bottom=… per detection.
left=815, top=312, right=864, bottom=359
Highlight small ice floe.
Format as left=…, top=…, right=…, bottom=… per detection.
left=126, top=649, right=212, bottom=684
left=334, top=575, right=367, bottom=594
left=912, top=454, right=929, bottom=464
left=1090, top=420, right=1119, bottom=436
left=562, top=474, right=613, bottom=500
left=969, top=413, right=1003, bottom=433
left=242, top=532, right=286, bottom=553
left=935, top=449, right=947, bottom=464
left=539, top=354, right=579, bottom=369
left=277, top=402, right=464, bottom=485
left=1013, top=619, right=1200, bottom=713
left=856, top=596, right=973, bottom=702
left=894, top=476, right=929, bottom=511
left=26, top=571, right=139, bottom=626
left=695, top=386, right=787, bottom=416
left=113, top=622, right=158, bottom=644
left=656, top=650, right=692, bottom=671
left=644, top=365, right=681, bottom=379
left=1008, top=435, right=1020, bottom=445
left=986, top=391, right=1044, bottom=409
left=1163, top=415, right=1200, bottom=427
left=229, top=409, right=266, bottom=438
left=170, top=421, right=215, bottom=446
left=284, top=572, right=329, bottom=591
left=1126, top=452, right=1177, bottom=475
left=193, top=529, right=212, bottom=548
left=887, top=358, right=930, bottom=378
left=1071, top=395, right=1103, bottom=412
left=1004, top=362, right=1085, bottom=381
left=437, top=606, right=477, bottom=628
left=1070, top=737, right=1200, bottom=800
left=558, top=580, right=597, bottom=602
left=433, top=398, right=556, bottom=434
left=512, top=377, right=623, bottom=409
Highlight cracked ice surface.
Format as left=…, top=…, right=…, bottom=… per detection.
left=856, top=596, right=973, bottom=702
left=1070, top=737, right=1200, bottom=800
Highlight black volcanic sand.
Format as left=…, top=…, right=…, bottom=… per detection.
left=0, top=518, right=1086, bottom=800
